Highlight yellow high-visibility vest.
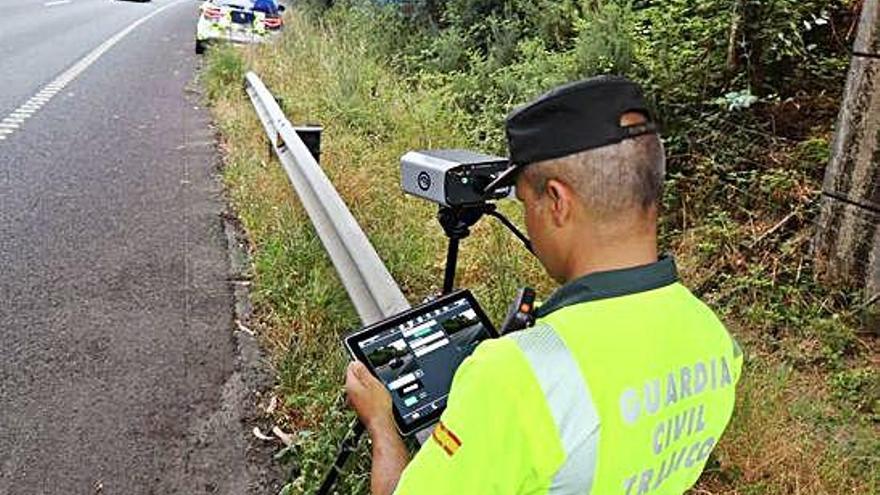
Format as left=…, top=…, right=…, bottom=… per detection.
left=395, top=257, right=742, bottom=495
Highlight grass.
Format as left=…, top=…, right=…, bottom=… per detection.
left=203, top=10, right=879, bottom=495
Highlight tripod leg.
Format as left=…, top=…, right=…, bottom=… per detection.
left=442, top=237, right=459, bottom=295
left=316, top=420, right=366, bottom=495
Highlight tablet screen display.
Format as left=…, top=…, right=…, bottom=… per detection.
left=348, top=291, right=495, bottom=432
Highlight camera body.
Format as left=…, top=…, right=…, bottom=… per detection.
left=401, top=150, right=511, bottom=207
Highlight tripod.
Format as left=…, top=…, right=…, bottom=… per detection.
left=438, top=203, right=532, bottom=294
left=315, top=203, right=531, bottom=495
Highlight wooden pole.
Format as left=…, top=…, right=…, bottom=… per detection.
left=815, top=0, right=880, bottom=305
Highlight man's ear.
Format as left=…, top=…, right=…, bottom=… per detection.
left=545, top=179, right=574, bottom=228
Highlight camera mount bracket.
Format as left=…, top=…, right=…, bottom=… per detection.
left=438, top=204, right=494, bottom=294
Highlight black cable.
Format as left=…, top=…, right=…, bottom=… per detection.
left=486, top=210, right=534, bottom=254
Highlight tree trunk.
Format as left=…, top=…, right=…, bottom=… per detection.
left=815, top=0, right=880, bottom=305
left=725, top=0, right=746, bottom=74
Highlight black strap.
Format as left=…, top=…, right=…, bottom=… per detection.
left=853, top=51, right=880, bottom=60
left=822, top=190, right=880, bottom=215
left=622, top=121, right=658, bottom=138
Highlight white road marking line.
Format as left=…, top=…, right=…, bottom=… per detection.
left=0, top=0, right=185, bottom=144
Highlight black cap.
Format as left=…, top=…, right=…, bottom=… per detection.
left=486, top=75, right=657, bottom=192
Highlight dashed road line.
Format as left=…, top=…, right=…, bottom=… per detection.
left=45, top=0, right=72, bottom=6
left=0, top=0, right=185, bottom=144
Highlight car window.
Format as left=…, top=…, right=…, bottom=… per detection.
left=213, top=0, right=255, bottom=8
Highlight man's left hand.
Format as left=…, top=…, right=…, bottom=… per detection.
left=345, top=361, right=396, bottom=435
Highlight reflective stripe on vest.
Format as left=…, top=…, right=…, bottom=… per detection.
left=511, top=324, right=600, bottom=494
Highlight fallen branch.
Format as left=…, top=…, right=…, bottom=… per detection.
left=747, top=209, right=801, bottom=250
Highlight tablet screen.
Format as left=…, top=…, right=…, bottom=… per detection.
left=347, top=291, right=495, bottom=433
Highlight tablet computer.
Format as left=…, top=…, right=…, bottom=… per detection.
left=344, top=289, right=497, bottom=436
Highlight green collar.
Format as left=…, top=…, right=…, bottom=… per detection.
left=534, top=256, right=679, bottom=318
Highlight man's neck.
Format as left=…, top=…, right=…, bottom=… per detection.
left=563, top=234, right=658, bottom=283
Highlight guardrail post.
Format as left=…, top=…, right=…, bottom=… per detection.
left=294, top=126, right=322, bottom=163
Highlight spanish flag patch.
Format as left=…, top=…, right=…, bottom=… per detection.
left=432, top=421, right=462, bottom=457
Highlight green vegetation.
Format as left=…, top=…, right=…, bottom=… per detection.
left=203, top=0, right=878, bottom=493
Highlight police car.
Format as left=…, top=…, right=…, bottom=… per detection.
left=195, top=0, right=284, bottom=54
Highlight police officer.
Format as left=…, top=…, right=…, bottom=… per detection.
left=252, top=0, right=278, bottom=15
left=345, top=75, right=743, bottom=495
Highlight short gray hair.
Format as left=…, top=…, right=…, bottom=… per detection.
left=521, top=133, right=666, bottom=219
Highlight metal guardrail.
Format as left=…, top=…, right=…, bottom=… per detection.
left=244, top=71, right=411, bottom=325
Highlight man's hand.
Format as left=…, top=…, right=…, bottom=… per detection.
left=345, top=361, right=410, bottom=495
left=345, top=361, right=395, bottom=434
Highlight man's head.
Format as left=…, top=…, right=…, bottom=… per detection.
left=503, top=77, right=665, bottom=283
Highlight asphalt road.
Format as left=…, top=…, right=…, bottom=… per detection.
left=0, top=1, right=273, bottom=493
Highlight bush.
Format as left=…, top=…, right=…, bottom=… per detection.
left=570, top=1, right=638, bottom=78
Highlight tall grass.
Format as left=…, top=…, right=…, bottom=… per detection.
left=204, top=8, right=878, bottom=494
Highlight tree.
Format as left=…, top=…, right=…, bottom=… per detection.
left=815, top=0, right=880, bottom=308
